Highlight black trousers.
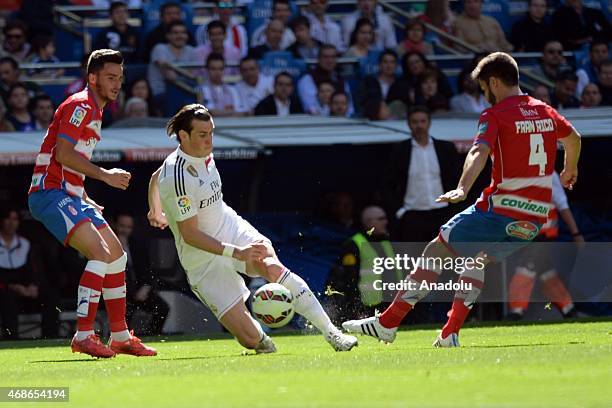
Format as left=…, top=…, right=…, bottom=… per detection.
left=0, top=286, right=59, bottom=339
left=394, top=207, right=453, bottom=243
left=126, top=290, right=170, bottom=336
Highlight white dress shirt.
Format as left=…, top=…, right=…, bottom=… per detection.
left=302, top=11, right=344, bottom=52
left=235, top=74, right=274, bottom=112
left=274, top=97, right=291, bottom=116
left=397, top=137, right=447, bottom=218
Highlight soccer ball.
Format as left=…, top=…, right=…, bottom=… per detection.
left=251, top=283, right=295, bottom=328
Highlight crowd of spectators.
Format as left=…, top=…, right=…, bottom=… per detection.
left=0, top=0, right=609, bottom=133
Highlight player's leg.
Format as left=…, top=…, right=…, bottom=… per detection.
left=434, top=210, right=540, bottom=347
left=95, top=226, right=129, bottom=340
left=28, top=190, right=114, bottom=356
left=342, top=236, right=453, bottom=342
left=188, top=260, right=275, bottom=353
left=94, top=225, right=157, bottom=356
left=244, top=241, right=358, bottom=351
left=219, top=301, right=276, bottom=353
left=434, top=258, right=486, bottom=347
left=67, top=222, right=117, bottom=357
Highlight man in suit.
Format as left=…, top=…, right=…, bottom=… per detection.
left=383, top=106, right=461, bottom=242
left=254, top=71, right=303, bottom=116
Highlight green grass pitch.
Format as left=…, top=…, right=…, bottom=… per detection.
left=1, top=320, right=611, bottom=408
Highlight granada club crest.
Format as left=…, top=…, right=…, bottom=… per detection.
left=505, top=221, right=539, bottom=240
left=68, top=205, right=78, bottom=216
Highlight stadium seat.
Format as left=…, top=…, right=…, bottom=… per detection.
left=141, top=0, right=195, bottom=36
left=258, top=51, right=306, bottom=79
left=481, top=0, right=513, bottom=34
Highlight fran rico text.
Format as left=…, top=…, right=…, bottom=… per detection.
left=372, top=255, right=487, bottom=275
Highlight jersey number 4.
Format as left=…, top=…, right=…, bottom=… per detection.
left=529, top=133, right=547, bottom=176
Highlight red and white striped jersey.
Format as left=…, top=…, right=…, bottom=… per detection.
left=28, top=87, right=103, bottom=198
left=474, top=95, right=573, bottom=224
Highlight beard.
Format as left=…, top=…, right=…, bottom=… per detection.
left=96, top=83, right=117, bottom=104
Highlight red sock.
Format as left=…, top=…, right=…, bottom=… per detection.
left=103, top=271, right=128, bottom=333
left=441, top=276, right=484, bottom=338
left=379, top=291, right=413, bottom=328
left=379, top=267, right=438, bottom=328
left=441, top=300, right=470, bottom=338
left=76, top=262, right=106, bottom=332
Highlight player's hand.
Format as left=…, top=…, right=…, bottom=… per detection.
left=560, top=168, right=578, bottom=190
left=147, top=209, right=168, bottom=230
left=86, top=197, right=104, bottom=213
left=102, top=168, right=131, bottom=190
left=233, top=243, right=268, bottom=263
left=436, top=188, right=466, bottom=203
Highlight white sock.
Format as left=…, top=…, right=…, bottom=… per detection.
left=110, top=330, right=131, bottom=342
left=277, top=269, right=335, bottom=334
left=75, top=330, right=95, bottom=341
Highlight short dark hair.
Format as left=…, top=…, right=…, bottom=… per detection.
left=590, top=40, right=609, bottom=53
left=318, top=44, right=337, bottom=58
left=166, top=21, right=187, bottom=35
left=378, top=49, right=398, bottom=64
left=331, top=90, right=347, bottom=102
left=557, top=70, right=578, bottom=83
left=274, top=71, right=293, bottom=85
left=601, top=59, right=612, bottom=70
left=160, top=2, right=181, bottom=16
left=3, top=19, right=27, bottom=36
left=471, top=52, right=519, bottom=86
left=273, top=0, right=290, bottom=10
left=0, top=56, right=19, bottom=70
left=7, top=82, right=28, bottom=99
left=0, top=205, right=18, bottom=223
left=87, top=49, right=123, bottom=75
left=109, top=1, right=127, bottom=13
left=239, top=56, right=257, bottom=66
left=167, top=104, right=212, bottom=140
left=290, top=15, right=310, bottom=31
left=404, top=18, right=425, bottom=33
left=527, top=0, right=547, bottom=6
left=407, top=105, right=431, bottom=121
left=30, top=93, right=53, bottom=111
left=206, top=52, right=225, bottom=68
left=31, top=35, right=54, bottom=53
left=207, top=20, right=226, bottom=34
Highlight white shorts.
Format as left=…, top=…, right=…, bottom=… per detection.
left=187, top=214, right=271, bottom=319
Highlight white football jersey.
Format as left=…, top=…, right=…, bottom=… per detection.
left=158, top=147, right=239, bottom=271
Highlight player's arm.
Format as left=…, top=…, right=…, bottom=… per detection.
left=558, top=129, right=581, bottom=190
left=55, top=138, right=131, bottom=190
left=147, top=166, right=167, bottom=229
left=177, top=216, right=267, bottom=263
left=437, top=143, right=490, bottom=203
